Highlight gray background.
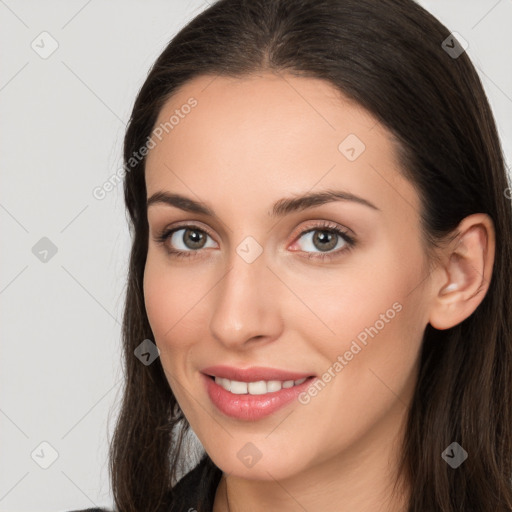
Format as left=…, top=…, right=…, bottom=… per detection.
left=1, top=0, right=511, bottom=510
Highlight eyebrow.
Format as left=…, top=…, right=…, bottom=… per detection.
left=146, top=189, right=380, bottom=217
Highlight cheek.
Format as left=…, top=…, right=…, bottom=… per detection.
left=143, top=257, right=174, bottom=341
left=143, top=255, right=192, bottom=349
left=296, top=235, right=427, bottom=399
left=143, top=251, right=217, bottom=360
left=287, top=240, right=421, bottom=351
left=289, top=267, right=425, bottom=465
left=142, top=255, right=208, bottom=410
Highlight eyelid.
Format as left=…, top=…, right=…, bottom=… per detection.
left=156, top=218, right=354, bottom=242
left=287, top=220, right=356, bottom=257
left=156, top=220, right=218, bottom=243
left=289, top=219, right=356, bottom=241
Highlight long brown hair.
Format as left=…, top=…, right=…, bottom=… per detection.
left=109, top=0, right=512, bottom=510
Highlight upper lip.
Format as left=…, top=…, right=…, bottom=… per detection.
left=201, top=365, right=314, bottom=382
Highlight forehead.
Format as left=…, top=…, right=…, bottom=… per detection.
left=144, top=72, right=420, bottom=218
left=147, top=72, right=377, bottom=166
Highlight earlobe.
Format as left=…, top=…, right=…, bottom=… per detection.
left=428, top=213, right=495, bottom=330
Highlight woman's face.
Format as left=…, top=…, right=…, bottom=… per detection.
left=144, top=72, right=433, bottom=482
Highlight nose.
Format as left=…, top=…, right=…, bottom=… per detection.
left=208, top=248, right=283, bottom=350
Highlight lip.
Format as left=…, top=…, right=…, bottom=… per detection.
left=201, top=367, right=316, bottom=421
left=201, top=365, right=313, bottom=382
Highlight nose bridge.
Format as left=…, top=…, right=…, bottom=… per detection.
left=209, top=241, right=280, bottom=347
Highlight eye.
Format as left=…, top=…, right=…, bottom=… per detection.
left=153, top=220, right=356, bottom=261
left=290, top=221, right=356, bottom=261
left=154, top=225, right=217, bottom=259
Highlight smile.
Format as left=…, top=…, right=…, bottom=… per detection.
left=202, top=372, right=316, bottom=421
left=212, top=376, right=308, bottom=395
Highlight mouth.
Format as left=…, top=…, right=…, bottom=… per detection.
left=201, top=364, right=315, bottom=383
left=204, top=374, right=314, bottom=395
left=200, top=366, right=317, bottom=421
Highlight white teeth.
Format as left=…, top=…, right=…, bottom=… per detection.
left=229, top=380, right=247, bottom=394
left=248, top=381, right=267, bottom=395
left=214, top=376, right=309, bottom=395
left=220, top=377, right=231, bottom=390
left=266, top=380, right=282, bottom=392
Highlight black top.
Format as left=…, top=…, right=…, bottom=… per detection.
left=167, top=453, right=223, bottom=511
left=66, top=453, right=222, bottom=512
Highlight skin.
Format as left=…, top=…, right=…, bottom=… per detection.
left=143, top=71, right=495, bottom=511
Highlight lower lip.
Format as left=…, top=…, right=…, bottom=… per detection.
left=202, top=373, right=316, bottom=421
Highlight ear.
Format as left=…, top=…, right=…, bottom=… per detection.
left=428, top=213, right=495, bottom=330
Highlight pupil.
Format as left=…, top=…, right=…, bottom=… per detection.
left=185, top=229, right=205, bottom=249
left=313, top=230, right=336, bottom=252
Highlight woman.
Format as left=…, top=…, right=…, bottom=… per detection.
left=83, top=0, right=512, bottom=510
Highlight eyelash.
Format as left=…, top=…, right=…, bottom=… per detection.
left=153, top=220, right=356, bottom=262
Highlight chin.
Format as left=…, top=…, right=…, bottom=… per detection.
left=208, top=445, right=309, bottom=482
